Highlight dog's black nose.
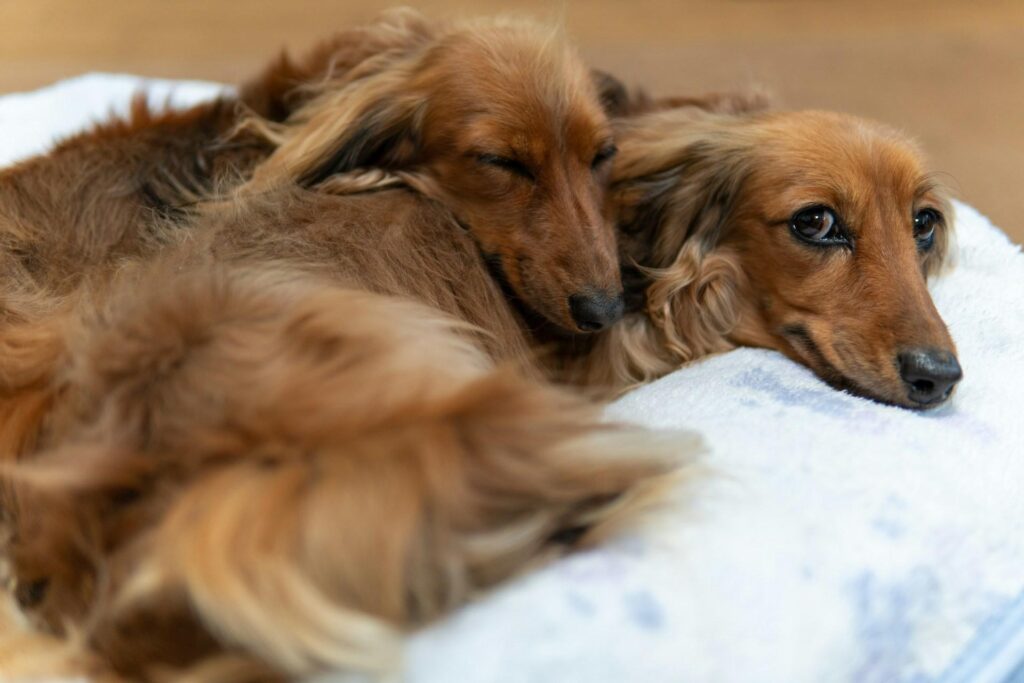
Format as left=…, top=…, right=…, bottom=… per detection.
left=569, top=291, right=625, bottom=332
left=898, top=348, right=962, bottom=406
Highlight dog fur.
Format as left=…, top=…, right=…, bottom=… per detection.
left=0, top=12, right=962, bottom=680
left=240, top=13, right=624, bottom=333
left=562, top=104, right=959, bottom=408
left=0, top=14, right=693, bottom=682
left=3, top=260, right=684, bottom=680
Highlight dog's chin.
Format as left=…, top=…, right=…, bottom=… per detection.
left=876, top=382, right=956, bottom=411
left=808, top=359, right=954, bottom=411
left=527, top=299, right=585, bottom=338
left=780, top=330, right=953, bottom=411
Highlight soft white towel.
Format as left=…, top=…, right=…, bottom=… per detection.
left=1, top=75, right=1021, bottom=683
left=0, top=73, right=226, bottom=167
left=400, top=195, right=1024, bottom=683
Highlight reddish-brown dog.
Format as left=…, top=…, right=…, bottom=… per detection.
left=245, top=11, right=624, bottom=333
left=570, top=103, right=962, bottom=408
left=0, top=14, right=685, bottom=683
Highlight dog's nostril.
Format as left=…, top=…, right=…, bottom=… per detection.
left=911, top=379, right=935, bottom=395
left=568, top=291, right=625, bottom=332
left=898, top=348, right=962, bottom=406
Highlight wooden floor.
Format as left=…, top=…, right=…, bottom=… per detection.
left=0, top=0, right=1021, bottom=243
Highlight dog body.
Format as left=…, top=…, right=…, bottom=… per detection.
left=0, top=11, right=966, bottom=679
left=0, top=14, right=688, bottom=681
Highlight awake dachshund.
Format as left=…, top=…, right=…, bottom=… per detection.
left=568, top=102, right=962, bottom=409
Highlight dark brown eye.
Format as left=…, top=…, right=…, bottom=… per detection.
left=477, top=153, right=535, bottom=181
left=591, top=144, right=617, bottom=169
left=913, top=208, right=941, bottom=248
left=789, top=205, right=847, bottom=245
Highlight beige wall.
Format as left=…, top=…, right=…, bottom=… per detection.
left=0, top=0, right=1020, bottom=242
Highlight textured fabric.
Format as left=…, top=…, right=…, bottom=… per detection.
left=2, top=74, right=1022, bottom=683
left=402, top=208, right=1024, bottom=683
left=0, top=73, right=226, bottom=167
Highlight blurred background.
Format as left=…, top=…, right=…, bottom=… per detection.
left=0, top=0, right=1020, bottom=242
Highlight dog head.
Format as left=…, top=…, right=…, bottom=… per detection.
left=612, top=108, right=961, bottom=408
left=250, top=17, right=623, bottom=333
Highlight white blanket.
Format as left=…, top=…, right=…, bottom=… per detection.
left=2, top=75, right=1022, bottom=683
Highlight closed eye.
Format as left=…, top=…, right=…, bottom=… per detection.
left=592, top=144, right=618, bottom=169
left=477, top=153, right=535, bottom=181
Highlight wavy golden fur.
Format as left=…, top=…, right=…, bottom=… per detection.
left=4, top=261, right=685, bottom=680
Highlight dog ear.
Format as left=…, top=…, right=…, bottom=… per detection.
left=613, top=135, right=749, bottom=267
left=297, top=91, right=424, bottom=187
left=610, top=126, right=750, bottom=363
left=651, top=91, right=773, bottom=116
left=243, top=67, right=427, bottom=191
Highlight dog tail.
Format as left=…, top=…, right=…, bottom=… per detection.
left=2, top=264, right=699, bottom=680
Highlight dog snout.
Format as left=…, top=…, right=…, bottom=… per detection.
left=568, top=290, right=625, bottom=332
left=897, top=348, right=962, bottom=407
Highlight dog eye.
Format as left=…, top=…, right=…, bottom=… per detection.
left=591, top=144, right=618, bottom=169
left=913, top=208, right=941, bottom=248
left=477, top=153, right=535, bottom=181
left=789, top=206, right=847, bottom=245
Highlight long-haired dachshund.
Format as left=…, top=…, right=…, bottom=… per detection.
left=243, top=12, right=624, bottom=333
left=0, top=9, right=630, bottom=455
left=0, top=15, right=687, bottom=683
left=569, top=101, right=962, bottom=409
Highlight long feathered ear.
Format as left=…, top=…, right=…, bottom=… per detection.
left=596, top=113, right=754, bottom=381
left=296, top=91, right=425, bottom=187
left=243, top=63, right=427, bottom=191
left=611, top=114, right=752, bottom=269
left=238, top=7, right=436, bottom=123
left=597, top=80, right=774, bottom=119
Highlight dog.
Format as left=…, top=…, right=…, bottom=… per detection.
left=242, top=12, right=624, bottom=334
left=0, top=10, right=630, bottom=456
left=0, top=15, right=691, bottom=682
left=564, top=102, right=962, bottom=409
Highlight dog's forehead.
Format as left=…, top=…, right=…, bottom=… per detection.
left=758, top=114, right=929, bottom=211
left=450, top=81, right=608, bottom=161
left=432, top=25, right=607, bottom=135
left=459, top=108, right=607, bottom=163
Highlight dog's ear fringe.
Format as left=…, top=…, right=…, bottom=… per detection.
left=644, top=244, right=744, bottom=363
left=571, top=116, right=751, bottom=391
left=236, top=7, right=436, bottom=124
left=231, top=8, right=444, bottom=194
left=239, top=63, right=427, bottom=195
left=565, top=245, right=744, bottom=392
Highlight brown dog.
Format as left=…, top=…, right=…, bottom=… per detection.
left=568, top=104, right=961, bottom=408
left=243, top=13, right=624, bottom=334
left=0, top=16, right=687, bottom=683
left=0, top=10, right=630, bottom=457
